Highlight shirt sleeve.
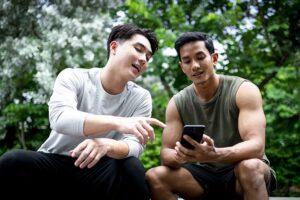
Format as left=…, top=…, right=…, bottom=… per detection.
left=123, top=135, right=145, bottom=158
left=48, top=68, right=87, bottom=137
left=122, top=89, right=152, bottom=158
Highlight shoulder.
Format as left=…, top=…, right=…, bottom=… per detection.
left=57, top=67, right=95, bottom=80
left=165, top=97, right=181, bottom=121
left=127, top=81, right=152, bottom=102
left=55, top=68, right=100, bottom=89
left=128, top=81, right=150, bottom=94
left=173, top=84, right=193, bottom=100
left=236, top=80, right=262, bottom=109
left=221, top=74, right=246, bottom=86
left=237, top=81, right=261, bottom=97
left=167, top=85, right=192, bottom=119
left=220, top=74, right=248, bottom=99
left=58, top=67, right=90, bottom=74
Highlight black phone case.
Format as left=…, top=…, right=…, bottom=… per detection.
left=180, top=125, right=205, bottom=149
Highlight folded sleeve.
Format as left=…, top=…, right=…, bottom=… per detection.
left=121, top=90, right=152, bottom=158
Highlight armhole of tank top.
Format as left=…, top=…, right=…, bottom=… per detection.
left=231, top=79, right=246, bottom=112
left=173, top=94, right=183, bottom=124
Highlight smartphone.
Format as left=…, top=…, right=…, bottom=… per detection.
left=180, top=125, right=205, bottom=149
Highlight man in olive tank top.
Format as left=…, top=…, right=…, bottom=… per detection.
left=146, top=32, right=276, bottom=200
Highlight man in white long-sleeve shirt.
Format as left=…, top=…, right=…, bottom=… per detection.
left=0, top=24, right=165, bottom=199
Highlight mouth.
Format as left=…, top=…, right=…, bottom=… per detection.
left=132, top=64, right=141, bottom=72
left=192, top=71, right=204, bottom=77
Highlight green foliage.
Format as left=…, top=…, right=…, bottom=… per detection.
left=264, top=65, right=300, bottom=196
left=1, top=0, right=299, bottom=197
left=266, top=133, right=300, bottom=196
left=140, top=128, right=163, bottom=170
left=0, top=103, right=49, bottom=150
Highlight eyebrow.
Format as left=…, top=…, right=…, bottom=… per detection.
left=135, top=42, right=153, bottom=56
left=181, top=51, right=206, bottom=60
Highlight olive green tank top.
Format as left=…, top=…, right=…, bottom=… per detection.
left=174, top=75, right=271, bottom=169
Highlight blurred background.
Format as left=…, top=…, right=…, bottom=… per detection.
left=0, top=0, right=299, bottom=197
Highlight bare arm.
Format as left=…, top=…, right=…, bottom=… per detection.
left=160, top=98, right=186, bottom=168
left=215, top=81, right=266, bottom=162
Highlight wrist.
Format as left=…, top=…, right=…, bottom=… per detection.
left=107, top=116, right=121, bottom=131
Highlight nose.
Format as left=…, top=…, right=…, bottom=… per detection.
left=138, top=54, right=147, bottom=65
left=191, top=60, right=200, bottom=71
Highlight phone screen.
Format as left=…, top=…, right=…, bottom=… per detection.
left=180, top=125, right=205, bottom=149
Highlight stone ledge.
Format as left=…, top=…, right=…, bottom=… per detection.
left=270, top=198, right=300, bottom=200
left=177, top=197, right=300, bottom=200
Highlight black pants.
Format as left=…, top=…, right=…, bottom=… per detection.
left=0, top=149, right=150, bottom=199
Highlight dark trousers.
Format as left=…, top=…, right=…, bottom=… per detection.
left=0, top=149, right=150, bottom=199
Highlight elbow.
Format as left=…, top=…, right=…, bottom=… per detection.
left=254, top=149, right=264, bottom=159
left=50, top=118, right=63, bottom=133
left=49, top=110, right=73, bottom=134
left=160, top=151, right=181, bottom=169
left=48, top=107, right=85, bottom=136
left=161, top=159, right=181, bottom=169
left=257, top=148, right=265, bottom=159
left=49, top=111, right=64, bottom=133
left=253, top=141, right=265, bottom=159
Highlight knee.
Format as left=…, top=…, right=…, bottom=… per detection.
left=0, top=149, right=23, bottom=169
left=145, top=168, right=156, bottom=183
left=122, top=157, right=145, bottom=175
left=145, top=166, right=166, bottom=187
left=235, top=159, right=267, bottom=187
left=0, top=149, right=28, bottom=180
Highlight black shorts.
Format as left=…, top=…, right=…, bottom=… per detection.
left=182, top=163, right=276, bottom=200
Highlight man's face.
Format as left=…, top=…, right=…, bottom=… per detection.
left=179, top=41, right=217, bottom=85
left=111, top=34, right=153, bottom=80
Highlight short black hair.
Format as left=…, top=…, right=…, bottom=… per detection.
left=106, top=24, right=158, bottom=59
left=174, top=32, right=215, bottom=60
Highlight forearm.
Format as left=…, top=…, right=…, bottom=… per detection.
left=83, top=114, right=119, bottom=136
left=101, top=138, right=129, bottom=159
left=214, top=139, right=265, bottom=163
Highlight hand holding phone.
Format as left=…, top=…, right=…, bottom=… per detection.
left=180, top=125, right=205, bottom=149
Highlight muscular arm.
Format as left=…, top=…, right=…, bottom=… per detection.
left=180, top=82, right=266, bottom=163
left=214, top=81, right=266, bottom=162
left=160, top=98, right=186, bottom=168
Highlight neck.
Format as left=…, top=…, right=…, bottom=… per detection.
left=193, top=74, right=219, bottom=102
left=100, top=65, right=127, bottom=95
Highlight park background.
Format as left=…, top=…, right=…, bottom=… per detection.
left=0, top=0, right=299, bottom=197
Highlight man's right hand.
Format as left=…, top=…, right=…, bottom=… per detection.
left=116, top=117, right=166, bottom=145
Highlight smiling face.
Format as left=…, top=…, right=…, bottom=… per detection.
left=110, top=34, right=153, bottom=81
left=179, top=41, right=218, bottom=85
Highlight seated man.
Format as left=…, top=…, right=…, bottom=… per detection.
left=0, top=24, right=165, bottom=199
left=146, top=31, right=276, bottom=200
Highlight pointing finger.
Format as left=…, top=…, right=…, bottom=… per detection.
left=146, top=118, right=166, bottom=128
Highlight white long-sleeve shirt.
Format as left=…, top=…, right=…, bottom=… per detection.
left=38, top=67, right=152, bottom=158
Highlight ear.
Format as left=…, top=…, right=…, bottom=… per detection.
left=110, top=41, right=118, bottom=55
left=212, top=52, right=218, bottom=65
